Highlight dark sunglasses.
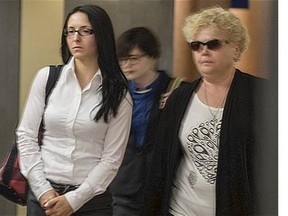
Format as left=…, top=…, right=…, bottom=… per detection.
left=189, top=39, right=229, bottom=51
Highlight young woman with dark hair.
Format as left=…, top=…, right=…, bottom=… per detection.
left=61, top=5, right=128, bottom=122
left=17, top=4, right=132, bottom=216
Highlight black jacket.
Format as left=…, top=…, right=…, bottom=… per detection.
left=142, top=69, right=277, bottom=215
left=110, top=71, right=171, bottom=199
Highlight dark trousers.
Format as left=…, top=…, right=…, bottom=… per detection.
left=26, top=188, right=112, bottom=216
left=26, top=189, right=45, bottom=216
left=112, top=194, right=141, bottom=216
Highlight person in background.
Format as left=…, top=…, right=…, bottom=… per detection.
left=17, top=5, right=132, bottom=216
left=142, top=6, right=273, bottom=215
left=109, top=27, right=173, bottom=216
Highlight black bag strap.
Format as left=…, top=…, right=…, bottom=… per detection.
left=45, top=65, right=63, bottom=104
left=2, top=65, right=63, bottom=183
left=38, top=65, right=62, bottom=146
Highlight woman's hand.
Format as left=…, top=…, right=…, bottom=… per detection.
left=44, top=195, right=74, bottom=216
left=39, top=190, right=59, bottom=209
left=159, top=92, right=171, bottom=109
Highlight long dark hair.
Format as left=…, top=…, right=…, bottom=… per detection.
left=61, top=5, right=128, bottom=122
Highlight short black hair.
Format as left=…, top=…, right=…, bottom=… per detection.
left=116, top=27, right=160, bottom=59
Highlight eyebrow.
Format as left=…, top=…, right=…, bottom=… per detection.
left=128, top=54, right=143, bottom=57
left=66, top=25, right=92, bottom=29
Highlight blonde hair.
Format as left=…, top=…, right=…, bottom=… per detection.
left=183, top=6, right=250, bottom=55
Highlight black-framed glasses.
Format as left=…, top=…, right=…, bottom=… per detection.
left=189, top=39, right=229, bottom=51
left=118, top=54, right=146, bottom=66
left=64, top=27, right=94, bottom=37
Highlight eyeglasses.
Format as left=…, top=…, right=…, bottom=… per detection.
left=64, top=27, right=94, bottom=37
left=118, top=54, right=146, bottom=66
left=189, top=39, right=229, bottom=51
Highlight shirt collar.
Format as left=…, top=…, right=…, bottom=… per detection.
left=61, top=57, right=103, bottom=91
left=89, top=69, right=102, bottom=92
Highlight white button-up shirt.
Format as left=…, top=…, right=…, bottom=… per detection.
left=17, top=58, right=132, bottom=211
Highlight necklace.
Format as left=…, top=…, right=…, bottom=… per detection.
left=203, top=81, right=229, bottom=119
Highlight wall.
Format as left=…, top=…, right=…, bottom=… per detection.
left=233, top=0, right=278, bottom=80
left=17, top=1, right=64, bottom=215
left=19, top=0, right=64, bottom=112
left=0, top=0, right=20, bottom=215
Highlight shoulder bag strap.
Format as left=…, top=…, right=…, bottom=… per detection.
left=38, top=65, right=62, bottom=146
left=45, top=65, right=62, bottom=104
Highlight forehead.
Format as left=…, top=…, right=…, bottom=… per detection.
left=67, top=12, right=91, bottom=27
left=194, top=27, right=225, bottom=41
left=128, top=47, right=143, bottom=55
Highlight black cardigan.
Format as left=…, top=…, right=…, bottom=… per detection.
left=110, top=71, right=171, bottom=199
left=143, top=69, right=277, bottom=215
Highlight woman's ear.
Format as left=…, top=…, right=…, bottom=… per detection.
left=149, top=57, right=158, bottom=69
left=233, top=45, right=241, bottom=62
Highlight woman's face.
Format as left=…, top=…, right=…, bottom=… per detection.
left=65, top=12, right=97, bottom=61
left=191, top=27, right=239, bottom=78
left=119, top=48, right=157, bottom=84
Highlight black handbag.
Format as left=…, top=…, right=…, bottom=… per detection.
left=0, top=65, right=62, bottom=205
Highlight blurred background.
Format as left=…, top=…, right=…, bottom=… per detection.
left=0, top=0, right=277, bottom=215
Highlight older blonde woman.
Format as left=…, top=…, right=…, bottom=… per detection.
left=143, top=6, right=271, bottom=216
